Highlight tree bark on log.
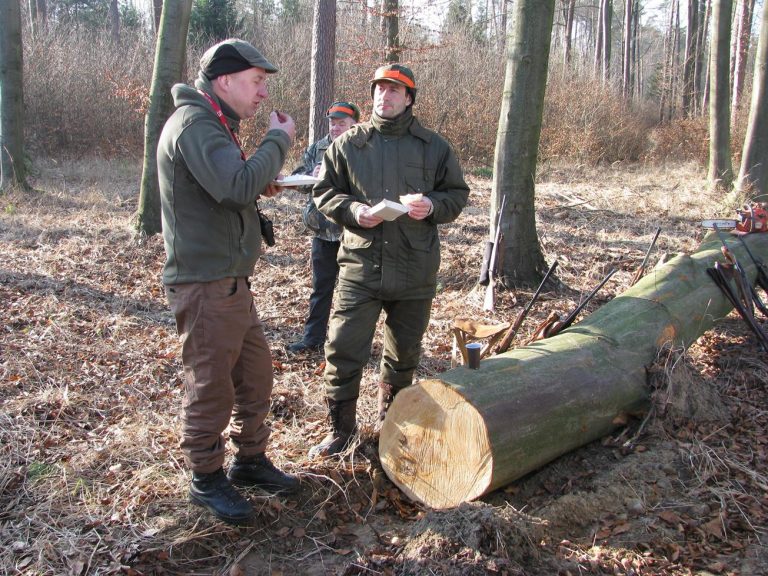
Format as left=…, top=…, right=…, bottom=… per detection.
left=379, top=233, right=768, bottom=509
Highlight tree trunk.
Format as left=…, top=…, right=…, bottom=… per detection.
left=659, top=1, right=679, bottom=121
left=28, top=0, right=46, bottom=36
left=683, top=0, right=700, bottom=115
left=308, top=0, right=336, bottom=144
left=136, top=0, right=193, bottom=236
left=700, top=0, right=712, bottom=112
left=493, top=0, right=552, bottom=287
left=563, top=0, right=575, bottom=68
left=731, top=0, right=756, bottom=122
left=596, top=0, right=612, bottom=83
left=380, top=232, right=768, bottom=509
left=109, top=0, right=120, bottom=44
left=152, top=0, right=163, bottom=33
left=594, top=0, right=604, bottom=77
left=28, top=0, right=37, bottom=38
left=499, top=0, right=507, bottom=50
left=0, top=0, right=28, bottom=192
left=671, top=0, right=682, bottom=114
left=708, top=0, right=735, bottom=192
left=737, top=0, right=768, bottom=199
left=603, top=0, right=612, bottom=82
left=633, top=2, right=641, bottom=96
left=692, top=0, right=708, bottom=114
left=382, top=0, right=399, bottom=62
left=622, top=0, right=633, bottom=98
left=37, top=0, right=47, bottom=29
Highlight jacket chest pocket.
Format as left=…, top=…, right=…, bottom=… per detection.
left=403, top=162, right=434, bottom=194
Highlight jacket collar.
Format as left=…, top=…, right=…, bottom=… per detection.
left=348, top=113, right=431, bottom=148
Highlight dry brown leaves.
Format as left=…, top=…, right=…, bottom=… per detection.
left=1, top=159, right=766, bottom=575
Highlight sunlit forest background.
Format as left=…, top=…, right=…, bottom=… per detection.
left=21, top=0, right=744, bottom=171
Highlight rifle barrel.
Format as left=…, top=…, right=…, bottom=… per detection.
left=559, top=267, right=618, bottom=330
left=483, top=195, right=507, bottom=312
left=495, top=259, right=559, bottom=353
left=638, top=227, right=662, bottom=271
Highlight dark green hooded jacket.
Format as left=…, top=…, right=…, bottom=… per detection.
left=313, top=109, right=469, bottom=299
left=157, top=74, right=290, bottom=285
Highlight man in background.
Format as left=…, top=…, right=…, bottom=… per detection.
left=288, top=101, right=360, bottom=353
left=157, top=38, right=300, bottom=525
left=309, top=64, right=469, bottom=457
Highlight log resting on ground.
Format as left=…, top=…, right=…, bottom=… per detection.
left=379, top=232, right=768, bottom=509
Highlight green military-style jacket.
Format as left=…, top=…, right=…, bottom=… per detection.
left=313, top=110, right=469, bottom=300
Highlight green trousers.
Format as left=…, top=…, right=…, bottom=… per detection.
left=323, top=282, right=432, bottom=401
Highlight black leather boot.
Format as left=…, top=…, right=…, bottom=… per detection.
left=227, top=453, right=300, bottom=494
left=189, top=468, right=252, bottom=525
left=308, top=398, right=357, bottom=458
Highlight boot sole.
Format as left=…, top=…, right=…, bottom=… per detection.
left=189, top=493, right=253, bottom=526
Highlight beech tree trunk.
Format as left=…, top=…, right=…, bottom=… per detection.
left=136, top=0, right=193, bottom=236
left=109, top=0, right=120, bottom=44
left=380, top=232, right=768, bottom=509
left=563, top=0, right=576, bottom=68
left=493, top=0, right=553, bottom=287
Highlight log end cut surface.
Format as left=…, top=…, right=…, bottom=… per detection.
left=378, top=379, right=492, bottom=509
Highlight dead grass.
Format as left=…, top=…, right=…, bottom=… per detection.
left=1, top=158, right=767, bottom=575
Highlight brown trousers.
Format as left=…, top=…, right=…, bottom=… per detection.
left=166, top=277, right=272, bottom=473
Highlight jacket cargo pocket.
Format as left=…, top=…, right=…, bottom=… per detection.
left=342, top=228, right=373, bottom=249
left=401, top=227, right=440, bottom=289
left=338, top=228, right=379, bottom=284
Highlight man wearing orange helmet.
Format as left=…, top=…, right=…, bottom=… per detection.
left=309, top=64, right=470, bottom=457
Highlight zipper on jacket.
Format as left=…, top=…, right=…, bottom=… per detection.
left=237, top=212, right=246, bottom=255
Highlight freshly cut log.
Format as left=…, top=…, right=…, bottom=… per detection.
left=379, top=233, right=768, bottom=509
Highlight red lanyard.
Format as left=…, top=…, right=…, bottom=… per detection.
left=197, top=89, right=246, bottom=161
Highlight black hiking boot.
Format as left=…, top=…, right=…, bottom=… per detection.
left=189, top=468, right=252, bottom=525
left=308, top=398, right=357, bottom=458
left=227, top=453, right=300, bottom=494
left=286, top=340, right=323, bottom=353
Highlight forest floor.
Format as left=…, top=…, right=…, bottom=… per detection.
left=1, top=158, right=766, bottom=575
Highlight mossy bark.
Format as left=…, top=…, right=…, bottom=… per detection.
left=380, top=233, right=768, bottom=508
